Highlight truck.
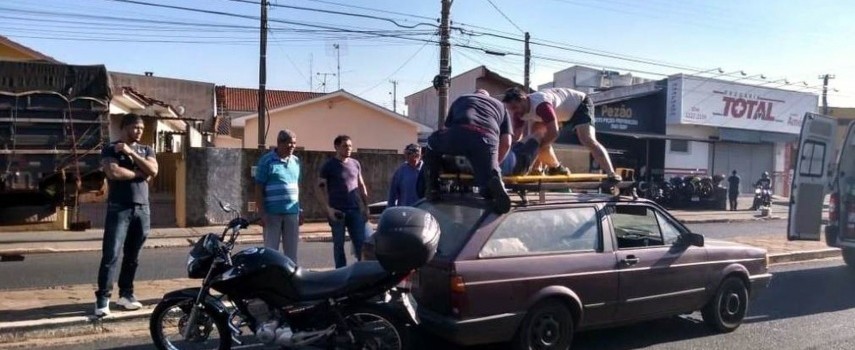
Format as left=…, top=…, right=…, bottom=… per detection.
left=0, top=61, right=110, bottom=227
left=788, top=112, right=855, bottom=269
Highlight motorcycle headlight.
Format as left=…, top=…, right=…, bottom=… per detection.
left=755, top=188, right=761, bottom=194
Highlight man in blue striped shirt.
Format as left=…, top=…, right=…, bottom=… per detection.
left=255, top=130, right=301, bottom=262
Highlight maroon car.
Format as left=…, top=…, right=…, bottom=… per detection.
left=410, top=192, right=772, bottom=349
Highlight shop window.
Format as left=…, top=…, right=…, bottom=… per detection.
left=670, top=140, right=689, bottom=153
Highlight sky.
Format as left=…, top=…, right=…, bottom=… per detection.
left=3, top=0, right=854, bottom=115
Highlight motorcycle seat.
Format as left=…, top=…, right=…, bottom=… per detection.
left=292, top=261, right=391, bottom=300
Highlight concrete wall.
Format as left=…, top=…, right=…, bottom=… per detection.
left=243, top=95, right=418, bottom=153
left=180, top=148, right=403, bottom=226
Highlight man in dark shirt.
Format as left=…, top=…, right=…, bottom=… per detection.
left=317, top=135, right=370, bottom=268
left=422, top=89, right=513, bottom=213
left=94, top=114, right=158, bottom=317
left=727, top=170, right=741, bottom=211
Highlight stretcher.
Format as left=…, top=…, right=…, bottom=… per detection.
left=438, top=172, right=635, bottom=198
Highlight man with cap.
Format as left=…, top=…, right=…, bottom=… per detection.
left=388, top=143, right=423, bottom=207
left=255, top=129, right=301, bottom=262
left=422, top=89, right=512, bottom=213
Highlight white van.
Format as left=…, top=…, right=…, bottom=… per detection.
left=788, top=112, right=855, bottom=269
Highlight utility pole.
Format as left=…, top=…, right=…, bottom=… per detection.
left=819, top=73, right=835, bottom=115
left=317, top=72, right=336, bottom=93
left=257, top=0, right=268, bottom=150
left=389, top=80, right=398, bottom=113
left=435, top=0, right=452, bottom=129
left=334, top=43, right=341, bottom=90
left=524, top=32, right=531, bottom=91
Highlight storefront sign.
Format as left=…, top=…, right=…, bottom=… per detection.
left=594, top=91, right=665, bottom=134
left=666, top=74, right=818, bottom=134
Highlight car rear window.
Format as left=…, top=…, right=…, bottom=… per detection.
left=416, top=201, right=486, bottom=258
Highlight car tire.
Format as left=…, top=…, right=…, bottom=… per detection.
left=701, top=276, right=749, bottom=333
left=513, top=299, right=574, bottom=350
left=843, top=248, right=855, bottom=271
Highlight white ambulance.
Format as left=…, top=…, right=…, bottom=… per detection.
left=789, top=112, right=855, bottom=269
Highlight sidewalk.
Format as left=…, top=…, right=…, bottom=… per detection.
left=0, top=195, right=838, bottom=345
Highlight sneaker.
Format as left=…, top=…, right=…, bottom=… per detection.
left=117, top=295, right=143, bottom=310
left=545, top=165, right=571, bottom=176
left=486, top=175, right=511, bottom=214
left=94, top=297, right=110, bottom=317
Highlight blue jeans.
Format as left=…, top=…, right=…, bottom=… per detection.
left=329, top=208, right=365, bottom=268
left=95, top=203, right=150, bottom=299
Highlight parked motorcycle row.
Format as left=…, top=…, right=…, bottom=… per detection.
left=149, top=200, right=439, bottom=350
left=635, top=174, right=728, bottom=210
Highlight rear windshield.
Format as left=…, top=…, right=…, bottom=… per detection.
left=416, top=201, right=486, bottom=258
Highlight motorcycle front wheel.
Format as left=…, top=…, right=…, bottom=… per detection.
left=337, top=305, right=410, bottom=350
left=150, top=297, right=232, bottom=350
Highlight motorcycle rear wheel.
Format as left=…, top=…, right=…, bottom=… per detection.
left=150, top=297, right=232, bottom=350
left=337, top=305, right=410, bottom=350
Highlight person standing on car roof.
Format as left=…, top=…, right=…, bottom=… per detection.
left=502, top=86, right=620, bottom=185
left=422, top=89, right=513, bottom=214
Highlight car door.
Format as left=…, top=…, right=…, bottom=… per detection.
left=610, top=204, right=709, bottom=321
left=789, top=112, right=837, bottom=241
left=458, top=206, right=620, bottom=328
left=832, top=121, right=855, bottom=243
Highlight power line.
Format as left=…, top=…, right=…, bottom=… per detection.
left=484, top=0, right=524, bottom=33
left=230, top=0, right=437, bottom=29
left=357, top=36, right=435, bottom=96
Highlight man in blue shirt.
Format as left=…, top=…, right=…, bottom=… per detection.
left=255, top=130, right=301, bottom=262
left=388, top=143, right=423, bottom=207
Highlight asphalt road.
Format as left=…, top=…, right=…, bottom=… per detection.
left=24, top=258, right=855, bottom=350
left=0, top=220, right=787, bottom=290
left=0, top=242, right=344, bottom=290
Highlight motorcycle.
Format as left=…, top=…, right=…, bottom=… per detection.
left=149, top=200, right=439, bottom=350
left=751, top=185, right=773, bottom=214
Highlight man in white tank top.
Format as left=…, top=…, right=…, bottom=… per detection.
left=502, top=87, right=620, bottom=182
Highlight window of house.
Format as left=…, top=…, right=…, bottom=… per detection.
left=670, top=140, right=689, bottom=153
left=610, top=205, right=665, bottom=249
left=480, top=207, right=600, bottom=258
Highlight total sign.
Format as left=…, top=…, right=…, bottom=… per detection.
left=666, top=74, right=819, bottom=134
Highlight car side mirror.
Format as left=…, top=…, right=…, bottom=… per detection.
left=680, top=232, right=704, bottom=247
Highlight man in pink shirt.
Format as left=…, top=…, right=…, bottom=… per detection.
left=502, top=87, right=621, bottom=183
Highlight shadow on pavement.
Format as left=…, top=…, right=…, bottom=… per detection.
left=746, top=263, right=855, bottom=324
left=0, top=298, right=161, bottom=323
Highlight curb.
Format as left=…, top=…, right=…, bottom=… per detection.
left=768, top=248, right=841, bottom=265
left=678, top=216, right=785, bottom=224
left=0, top=234, right=339, bottom=257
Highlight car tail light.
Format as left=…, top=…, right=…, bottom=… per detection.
left=450, top=274, right=467, bottom=317
left=830, top=192, right=838, bottom=223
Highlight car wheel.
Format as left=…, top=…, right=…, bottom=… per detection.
left=513, top=299, right=574, bottom=350
left=842, top=248, right=855, bottom=271
left=701, top=276, right=749, bottom=333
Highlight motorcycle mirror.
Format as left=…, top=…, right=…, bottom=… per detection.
left=215, top=196, right=234, bottom=213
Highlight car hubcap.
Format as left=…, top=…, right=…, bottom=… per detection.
left=532, top=314, right=561, bottom=347
left=722, top=290, right=742, bottom=320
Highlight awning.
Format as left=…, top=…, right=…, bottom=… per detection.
left=597, top=130, right=715, bottom=143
